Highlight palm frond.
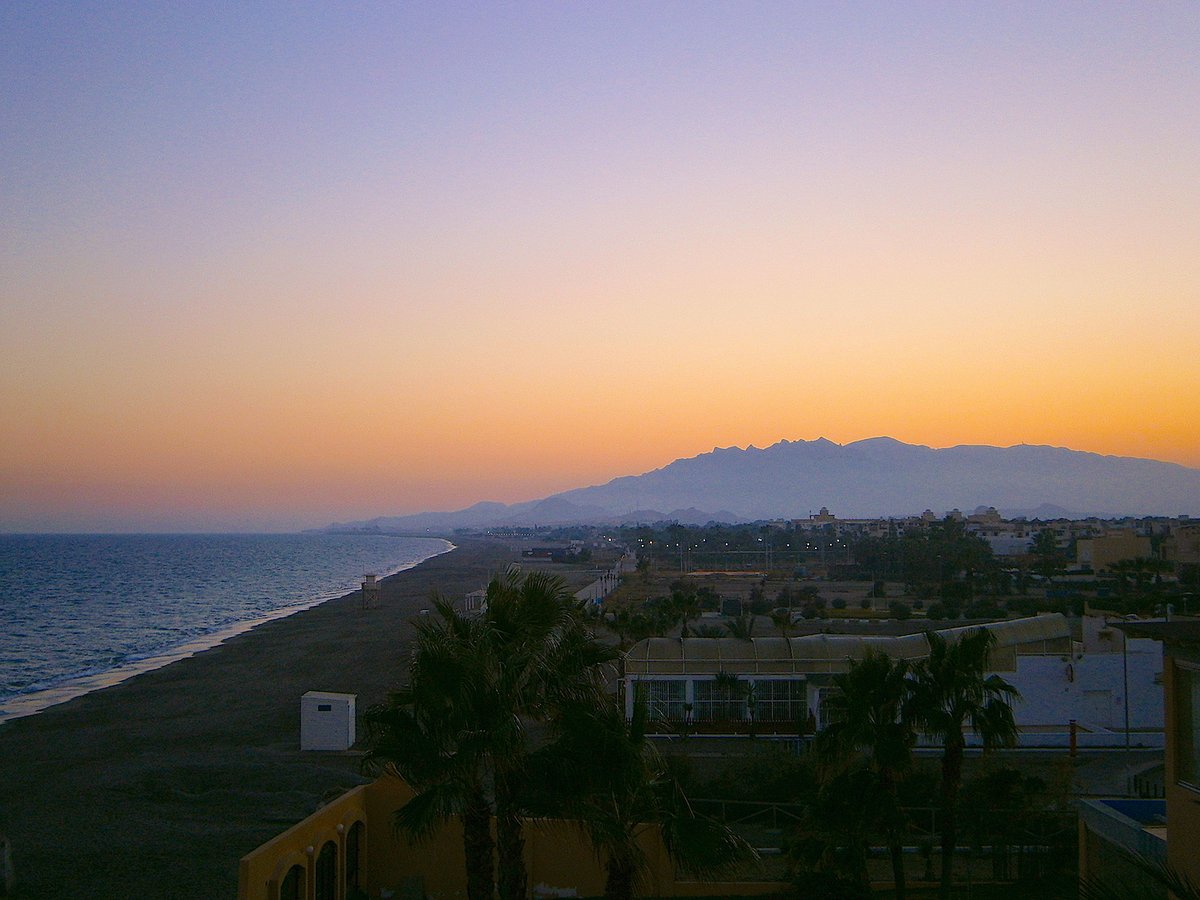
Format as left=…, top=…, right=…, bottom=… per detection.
left=1077, top=848, right=1200, bottom=900
left=393, top=781, right=474, bottom=842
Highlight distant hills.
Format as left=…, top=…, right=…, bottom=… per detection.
left=322, top=437, right=1200, bottom=532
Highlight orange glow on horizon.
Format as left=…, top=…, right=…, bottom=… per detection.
left=3, top=5, right=1198, bottom=531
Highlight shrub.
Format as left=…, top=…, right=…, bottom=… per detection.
left=942, top=580, right=973, bottom=601
left=965, top=600, right=1005, bottom=619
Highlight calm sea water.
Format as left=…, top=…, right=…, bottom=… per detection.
left=0, top=533, right=450, bottom=719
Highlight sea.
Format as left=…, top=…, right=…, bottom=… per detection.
left=0, top=533, right=451, bottom=723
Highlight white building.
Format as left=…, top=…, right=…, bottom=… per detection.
left=300, top=691, right=357, bottom=751
left=623, top=614, right=1163, bottom=747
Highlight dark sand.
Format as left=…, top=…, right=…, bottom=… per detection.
left=0, top=538, right=518, bottom=899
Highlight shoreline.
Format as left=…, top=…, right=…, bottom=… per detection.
left=0, top=538, right=456, bottom=726
left=0, top=537, right=519, bottom=899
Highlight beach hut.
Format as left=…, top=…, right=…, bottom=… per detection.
left=300, top=691, right=356, bottom=751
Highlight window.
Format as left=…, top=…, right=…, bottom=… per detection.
left=755, top=679, right=807, bottom=723
left=816, top=687, right=843, bottom=729
left=1177, top=663, right=1200, bottom=789
left=279, top=865, right=303, bottom=900
left=638, top=680, right=686, bottom=721
left=318, top=703, right=332, bottom=712
left=694, top=679, right=744, bottom=722
left=315, top=841, right=337, bottom=900
left=346, top=821, right=364, bottom=892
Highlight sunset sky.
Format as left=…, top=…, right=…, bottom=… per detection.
left=3, top=3, right=1198, bottom=532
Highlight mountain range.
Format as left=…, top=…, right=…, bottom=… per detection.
left=323, top=437, right=1200, bottom=532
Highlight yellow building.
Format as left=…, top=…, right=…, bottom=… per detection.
left=238, top=776, right=785, bottom=900
left=1163, top=523, right=1200, bottom=570
left=1076, top=531, right=1153, bottom=572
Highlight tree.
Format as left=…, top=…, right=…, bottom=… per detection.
left=1031, top=529, right=1065, bottom=579
left=748, top=585, right=770, bottom=615
left=1077, top=848, right=1200, bottom=900
left=791, top=765, right=884, bottom=891
left=532, top=694, right=754, bottom=899
left=636, top=555, right=652, bottom=582
left=666, top=585, right=701, bottom=637
left=484, top=570, right=617, bottom=899
left=365, top=570, right=616, bottom=900
left=907, top=629, right=1019, bottom=899
left=609, top=607, right=661, bottom=648
left=770, top=607, right=795, bottom=638
left=724, top=613, right=755, bottom=640
left=815, top=651, right=915, bottom=899
left=363, top=597, right=496, bottom=900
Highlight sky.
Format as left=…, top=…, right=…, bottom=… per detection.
left=2, top=2, right=1198, bottom=533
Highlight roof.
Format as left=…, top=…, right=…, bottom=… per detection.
left=934, top=614, right=1070, bottom=650
left=1114, top=620, right=1200, bottom=648
left=623, top=614, right=1070, bottom=676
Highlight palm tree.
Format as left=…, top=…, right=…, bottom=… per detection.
left=667, top=586, right=702, bottom=638
left=791, top=765, right=883, bottom=891
left=365, top=570, right=616, bottom=900
left=815, top=650, right=914, bottom=899
left=908, top=629, right=1019, bottom=899
left=725, top=612, right=755, bottom=640
left=533, top=694, right=755, bottom=899
left=770, top=607, right=795, bottom=638
left=1077, top=848, right=1200, bottom=900
left=363, top=597, right=496, bottom=900
left=482, top=569, right=617, bottom=900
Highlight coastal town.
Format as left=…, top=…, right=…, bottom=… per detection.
left=232, top=507, right=1200, bottom=899
left=5, top=4, right=1199, bottom=900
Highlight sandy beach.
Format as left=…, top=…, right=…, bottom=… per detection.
left=0, top=538, right=518, bottom=899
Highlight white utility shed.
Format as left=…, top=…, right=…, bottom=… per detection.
left=300, top=691, right=356, bottom=751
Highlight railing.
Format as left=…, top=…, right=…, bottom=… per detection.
left=687, top=799, right=1079, bottom=888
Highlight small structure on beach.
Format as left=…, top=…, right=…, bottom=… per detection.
left=361, top=573, right=381, bottom=610
left=463, top=587, right=487, bottom=615
left=300, top=691, right=356, bottom=751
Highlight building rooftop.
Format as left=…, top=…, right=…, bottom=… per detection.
left=625, top=614, right=1069, bottom=675
left=1115, top=620, right=1200, bottom=648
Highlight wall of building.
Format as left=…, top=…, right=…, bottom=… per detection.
left=299, top=693, right=356, bottom=752
left=1164, top=651, right=1200, bottom=887
left=1164, top=524, right=1200, bottom=568
left=239, top=776, right=785, bottom=900
left=1076, top=532, right=1152, bottom=572
left=625, top=626, right=1162, bottom=743
left=1077, top=800, right=1167, bottom=898
left=1005, top=640, right=1163, bottom=731
left=237, top=784, right=369, bottom=900
left=981, top=534, right=1033, bottom=556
